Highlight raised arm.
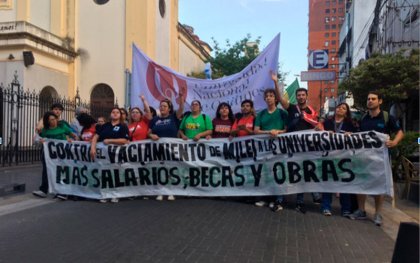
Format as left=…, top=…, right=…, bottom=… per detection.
left=140, top=95, right=152, bottom=120
left=176, top=91, right=185, bottom=119
left=271, top=71, right=290, bottom=110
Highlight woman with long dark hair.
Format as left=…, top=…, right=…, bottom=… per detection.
left=319, top=102, right=356, bottom=217
left=212, top=102, right=235, bottom=138
left=32, top=111, right=78, bottom=199
left=77, top=113, right=97, bottom=142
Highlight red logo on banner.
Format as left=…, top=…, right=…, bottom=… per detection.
left=146, top=62, right=187, bottom=104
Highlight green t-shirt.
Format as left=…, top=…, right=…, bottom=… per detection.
left=179, top=114, right=213, bottom=139
left=40, top=123, right=73, bottom=140
left=254, top=108, right=287, bottom=131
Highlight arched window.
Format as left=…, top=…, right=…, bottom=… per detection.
left=39, top=86, right=59, bottom=118
left=90, top=84, right=114, bottom=119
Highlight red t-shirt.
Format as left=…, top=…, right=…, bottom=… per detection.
left=128, top=119, right=150, bottom=141
left=232, top=115, right=254, bottom=137
left=81, top=124, right=96, bottom=142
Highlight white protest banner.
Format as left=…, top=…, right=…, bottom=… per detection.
left=131, top=34, right=280, bottom=117
left=44, top=131, right=393, bottom=199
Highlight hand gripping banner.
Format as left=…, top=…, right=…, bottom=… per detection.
left=131, top=34, right=280, bottom=117
left=44, top=131, right=394, bottom=199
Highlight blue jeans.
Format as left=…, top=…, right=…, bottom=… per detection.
left=275, top=193, right=320, bottom=204
left=296, top=192, right=321, bottom=204
left=321, top=193, right=351, bottom=214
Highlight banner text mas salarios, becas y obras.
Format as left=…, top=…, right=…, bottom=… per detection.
left=44, top=131, right=393, bottom=199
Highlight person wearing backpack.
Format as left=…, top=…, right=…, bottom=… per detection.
left=273, top=71, right=322, bottom=214
left=179, top=100, right=213, bottom=141
left=349, top=91, right=404, bottom=226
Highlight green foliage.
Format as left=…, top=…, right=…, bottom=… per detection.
left=187, top=71, right=206, bottom=79
left=339, top=49, right=419, bottom=110
left=393, top=131, right=420, bottom=158
left=202, top=34, right=287, bottom=81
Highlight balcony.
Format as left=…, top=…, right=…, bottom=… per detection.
left=0, top=21, right=77, bottom=61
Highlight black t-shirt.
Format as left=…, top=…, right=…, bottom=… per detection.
left=323, top=118, right=356, bottom=133
left=360, top=111, right=401, bottom=135
left=96, top=122, right=129, bottom=142
left=287, top=104, right=314, bottom=132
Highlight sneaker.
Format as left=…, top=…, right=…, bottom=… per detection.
left=99, top=199, right=108, bottom=203
left=255, top=201, right=267, bottom=207
left=349, top=209, right=367, bottom=220
left=313, top=198, right=322, bottom=205
left=323, top=209, right=332, bottom=216
left=342, top=211, right=351, bottom=218
left=56, top=194, right=68, bottom=201
left=156, top=195, right=163, bottom=201
left=268, top=202, right=275, bottom=209
left=32, top=190, right=47, bottom=198
left=110, top=198, right=119, bottom=203
left=373, top=213, right=383, bottom=226
left=168, top=195, right=175, bottom=201
left=272, top=203, right=284, bottom=212
left=296, top=204, right=307, bottom=214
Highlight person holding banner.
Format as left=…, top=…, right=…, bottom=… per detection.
left=212, top=102, right=235, bottom=138
left=128, top=96, right=152, bottom=141
left=32, top=111, right=78, bottom=199
left=90, top=107, right=129, bottom=203
left=148, top=95, right=185, bottom=201
left=230, top=99, right=255, bottom=138
left=148, top=95, right=185, bottom=141
left=254, top=88, right=287, bottom=211
left=350, top=91, right=404, bottom=226
left=318, top=103, right=355, bottom=217
left=179, top=100, right=213, bottom=141
left=273, top=71, right=322, bottom=213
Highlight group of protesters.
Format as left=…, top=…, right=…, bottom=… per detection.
left=32, top=71, right=404, bottom=227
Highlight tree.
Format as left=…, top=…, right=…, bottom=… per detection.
left=189, top=34, right=287, bottom=81
left=339, top=49, right=419, bottom=111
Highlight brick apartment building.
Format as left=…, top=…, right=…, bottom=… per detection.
left=308, top=0, right=347, bottom=114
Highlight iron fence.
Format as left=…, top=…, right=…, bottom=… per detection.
left=0, top=75, right=111, bottom=167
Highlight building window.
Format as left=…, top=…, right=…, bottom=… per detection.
left=324, top=41, right=329, bottom=46
left=326, top=1, right=330, bottom=6
left=331, top=88, right=335, bottom=93
left=332, top=32, right=336, bottom=37
left=331, top=48, right=336, bottom=53
left=331, top=40, right=336, bottom=45
left=332, top=24, right=337, bottom=29
left=331, top=64, right=336, bottom=69
left=339, top=8, right=344, bottom=13
left=332, top=8, right=337, bottom=14
left=331, top=57, right=336, bottom=61
left=325, top=17, right=330, bottom=23
left=159, top=0, right=166, bottom=18
left=93, top=0, right=109, bottom=5
left=325, top=9, right=330, bottom=14
left=325, top=25, right=330, bottom=30
left=325, top=32, right=330, bottom=37
left=324, top=88, right=329, bottom=93
left=331, top=16, right=336, bottom=22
